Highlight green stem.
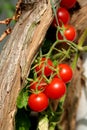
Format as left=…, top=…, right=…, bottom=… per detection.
left=78, top=29, right=87, bottom=47
left=50, top=0, right=59, bottom=26
left=47, top=40, right=59, bottom=57
left=78, top=46, right=87, bottom=52
left=71, top=52, right=79, bottom=70
left=82, top=46, right=87, bottom=52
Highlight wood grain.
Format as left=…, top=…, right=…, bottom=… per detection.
left=0, top=1, right=53, bottom=129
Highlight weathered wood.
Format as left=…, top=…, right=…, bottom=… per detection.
left=71, top=3, right=87, bottom=37
left=0, top=1, right=53, bottom=129
left=77, top=0, right=87, bottom=7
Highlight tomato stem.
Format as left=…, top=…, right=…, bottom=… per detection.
left=78, top=29, right=87, bottom=47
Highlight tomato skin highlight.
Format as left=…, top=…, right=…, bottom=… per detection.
left=35, top=58, right=53, bottom=77
left=58, top=64, right=73, bottom=83
left=60, top=0, right=76, bottom=9
left=28, top=93, right=49, bottom=112
left=44, top=78, right=66, bottom=99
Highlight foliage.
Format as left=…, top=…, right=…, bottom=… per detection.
left=0, top=0, right=15, bottom=17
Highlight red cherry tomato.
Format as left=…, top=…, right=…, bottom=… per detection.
left=58, top=32, right=63, bottom=40
left=52, top=7, right=70, bottom=27
left=57, top=64, right=73, bottom=83
left=60, top=0, right=76, bottom=9
left=28, top=93, right=49, bottom=112
left=44, top=78, right=66, bottom=99
left=35, top=57, right=53, bottom=77
left=58, top=7, right=70, bottom=25
left=58, top=25, right=77, bottom=41
left=30, top=79, right=47, bottom=91
left=64, top=25, right=77, bottom=41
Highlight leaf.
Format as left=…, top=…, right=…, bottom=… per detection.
left=37, top=116, right=49, bottom=130
left=15, top=109, right=31, bottom=130
left=16, top=88, right=29, bottom=109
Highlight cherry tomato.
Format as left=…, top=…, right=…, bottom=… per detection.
left=35, top=57, right=53, bottom=77
left=30, top=79, right=47, bottom=91
left=60, top=0, right=76, bottom=9
left=57, top=64, right=73, bottom=83
left=28, top=93, right=49, bottom=112
left=58, top=7, right=70, bottom=25
left=52, top=7, right=70, bottom=27
left=58, top=32, right=63, bottom=40
left=44, top=78, right=66, bottom=99
left=58, top=25, right=77, bottom=41
left=64, top=25, right=77, bottom=41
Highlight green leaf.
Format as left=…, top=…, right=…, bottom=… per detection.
left=15, top=109, right=31, bottom=130
left=49, top=98, right=65, bottom=123
left=37, top=116, right=49, bottom=130
left=16, top=88, right=29, bottom=109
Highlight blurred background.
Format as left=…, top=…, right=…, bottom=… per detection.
left=0, top=0, right=17, bottom=52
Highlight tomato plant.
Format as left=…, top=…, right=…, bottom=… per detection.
left=56, top=64, right=73, bottom=83
left=28, top=93, right=49, bottom=112
left=44, top=78, right=66, bottom=99
left=52, top=7, right=70, bottom=26
left=35, top=57, right=53, bottom=77
left=60, top=0, right=76, bottom=9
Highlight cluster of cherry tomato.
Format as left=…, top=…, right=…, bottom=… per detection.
left=27, top=0, right=76, bottom=113
left=28, top=57, right=73, bottom=112
left=53, top=0, right=77, bottom=42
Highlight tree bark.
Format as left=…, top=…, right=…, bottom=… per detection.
left=0, top=0, right=87, bottom=130
left=0, top=1, right=53, bottom=130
